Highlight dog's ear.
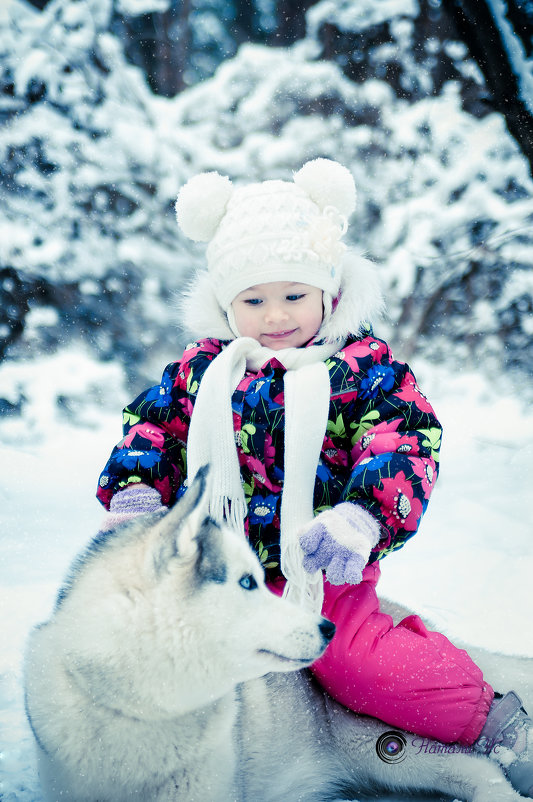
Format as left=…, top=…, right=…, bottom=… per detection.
left=149, top=465, right=210, bottom=574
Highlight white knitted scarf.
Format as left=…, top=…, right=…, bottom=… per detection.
left=186, top=336, right=343, bottom=611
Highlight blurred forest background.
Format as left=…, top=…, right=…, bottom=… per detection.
left=2, top=7, right=533, bottom=798
left=1, top=0, right=533, bottom=427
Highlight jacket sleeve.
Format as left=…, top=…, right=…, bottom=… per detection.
left=96, top=360, right=191, bottom=509
left=337, top=340, right=442, bottom=561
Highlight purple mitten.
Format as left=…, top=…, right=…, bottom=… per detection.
left=100, top=484, right=165, bottom=532
left=299, top=502, right=380, bottom=585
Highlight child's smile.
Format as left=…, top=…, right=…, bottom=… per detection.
left=231, top=281, right=324, bottom=350
left=262, top=328, right=298, bottom=343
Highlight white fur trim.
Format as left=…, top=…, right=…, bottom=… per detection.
left=294, top=159, right=356, bottom=218
left=318, top=251, right=384, bottom=342
left=180, top=249, right=383, bottom=342
left=178, top=270, right=234, bottom=340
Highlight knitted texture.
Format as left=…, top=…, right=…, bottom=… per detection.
left=100, top=484, right=165, bottom=532
left=186, top=336, right=341, bottom=612
left=175, top=159, right=356, bottom=310
left=206, top=182, right=346, bottom=308
left=299, top=502, right=381, bottom=585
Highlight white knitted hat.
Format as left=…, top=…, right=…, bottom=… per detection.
left=175, top=159, right=357, bottom=310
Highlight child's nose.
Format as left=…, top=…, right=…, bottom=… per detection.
left=264, top=303, right=289, bottom=323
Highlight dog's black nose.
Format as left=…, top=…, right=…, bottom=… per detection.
left=319, top=619, right=336, bottom=642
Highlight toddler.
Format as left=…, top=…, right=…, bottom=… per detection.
left=97, top=159, right=532, bottom=796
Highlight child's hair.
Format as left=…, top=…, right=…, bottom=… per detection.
left=175, top=159, right=384, bottom=342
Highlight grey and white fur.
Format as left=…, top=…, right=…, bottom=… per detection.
left=24, top=467, right=532, bottom=801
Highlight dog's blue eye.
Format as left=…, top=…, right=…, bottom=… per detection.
left=239, top=574, right=258, bottom=591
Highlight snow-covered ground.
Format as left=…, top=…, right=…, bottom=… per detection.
left=1, top=349, right=532, bottom=801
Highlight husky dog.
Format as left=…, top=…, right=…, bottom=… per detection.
left=25, top=467, right=531, bottom=802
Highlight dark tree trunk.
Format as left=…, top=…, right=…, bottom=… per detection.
left=504, top=0, right=533, bottom=58
left=274, top=0, right=315, bottom=45
left=445, top=0, right=533, bottom=177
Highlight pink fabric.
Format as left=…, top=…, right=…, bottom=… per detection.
left=267, top=564, right=493, bottom=745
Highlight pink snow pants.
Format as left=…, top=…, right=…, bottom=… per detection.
left=269, top=562, right=493, bottom=745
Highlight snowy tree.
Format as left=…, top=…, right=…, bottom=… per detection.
left=446, top=0, right=533, bottom=176
left=0, top=0, right=194, bottom=388
left=1, top=0, right=533, bottom=430
left=56, top=0, right=316, bottom=95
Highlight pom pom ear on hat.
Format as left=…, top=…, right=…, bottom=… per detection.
left=175, top=171, right=233, bottom=242
left=176, top=159, right=356, bottom=242
left=175, top=160, right=360, bottom=314
left=294, top=158, right=356, bottom=218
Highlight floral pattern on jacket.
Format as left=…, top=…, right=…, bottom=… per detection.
left=97, top=334, right=442, bottom=581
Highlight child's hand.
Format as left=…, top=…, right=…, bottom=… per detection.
left=299, top=525, right=367, bottom=584
left=100, top=484, right=165, bottom=532
left=299, top=503, right=380, bottom=585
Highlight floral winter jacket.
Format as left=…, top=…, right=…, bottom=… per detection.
left=97, top=333, right=442, bottom=581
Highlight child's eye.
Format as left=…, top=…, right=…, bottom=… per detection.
left=244, top=298, right=262, bottom=306
left=286, top=294, right=305, bottom=301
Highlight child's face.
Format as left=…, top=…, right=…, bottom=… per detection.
left=231, top=281, right=324, bottom=349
